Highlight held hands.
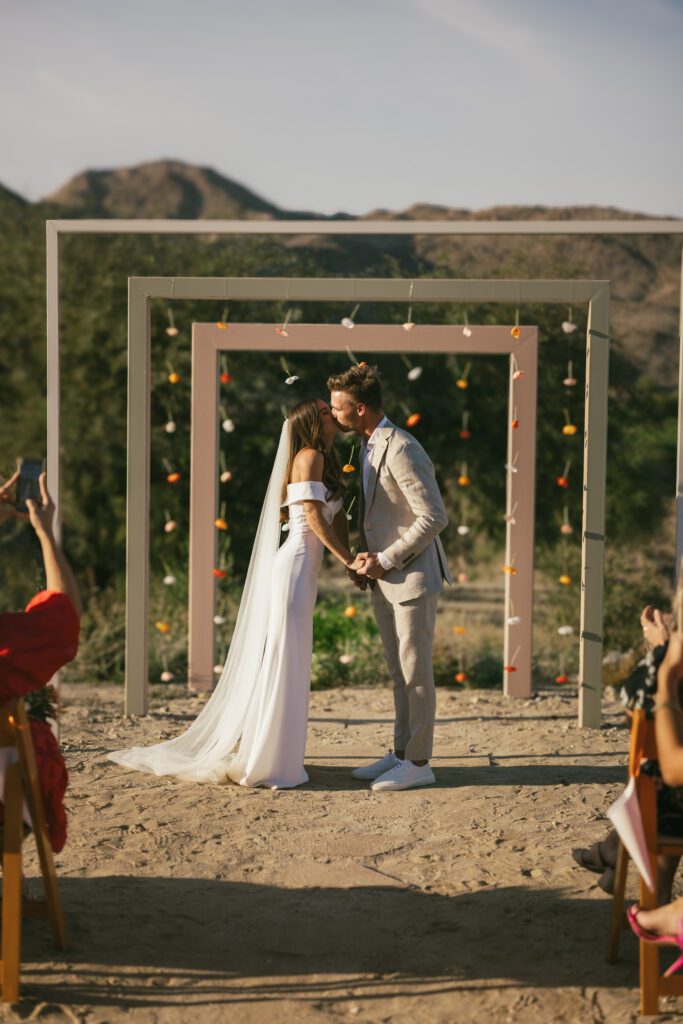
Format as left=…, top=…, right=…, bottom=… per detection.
left=349, top=552, right=386, bottom=581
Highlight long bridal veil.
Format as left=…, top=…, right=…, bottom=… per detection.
left=109, top=418, right=291, bottom=783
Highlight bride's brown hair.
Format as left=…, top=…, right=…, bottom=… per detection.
left=280, top=399, right=345, bottom=522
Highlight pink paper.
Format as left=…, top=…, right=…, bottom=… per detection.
left=607, top=776, right=656, bottom=894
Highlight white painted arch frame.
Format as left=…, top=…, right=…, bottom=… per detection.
left=126, top=275, right=609, bottom=729
left=188, top=322, right=539, bottom=698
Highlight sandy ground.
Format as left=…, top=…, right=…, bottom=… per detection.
left=6, top=682, right=683, bottom=1024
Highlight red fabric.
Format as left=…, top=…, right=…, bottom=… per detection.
left=0, top=590, right=79, bottom=852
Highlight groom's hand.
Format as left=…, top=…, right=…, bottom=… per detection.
left=346, top=556, right=368, bottom=591
left=355, top=553, right=385, bottom=580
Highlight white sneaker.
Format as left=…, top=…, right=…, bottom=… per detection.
left=372, top=761, right=435, bottom=792
left=351, top=751, right=401, bottom=781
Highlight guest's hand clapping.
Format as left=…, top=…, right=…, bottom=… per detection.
left=641, top=605, right=671, bottom=649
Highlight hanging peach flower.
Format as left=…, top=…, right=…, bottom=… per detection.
left=512, top=369, right=525, bottom=381
left=564, top=376, right=577, bottom=387
left=160, top=670, right=174, bottom=682
left=164, top=520, right=178, bottom=533
left=456, top=571, right=469, bottom=583
left=560, top=523, right=573, bottom=535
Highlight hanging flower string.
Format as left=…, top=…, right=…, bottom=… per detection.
left=279, top=355, right=300, bottom=386
left=343, top=444, right=357, bottom=474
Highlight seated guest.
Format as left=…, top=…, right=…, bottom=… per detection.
left=0, top=469, right=81, bottom=852
left=573, top=604, right=682, bottom=899
left=628, top=618, right=683, bottom=958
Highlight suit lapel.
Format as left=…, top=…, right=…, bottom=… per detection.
left=364, top=422, right=395, bottom=516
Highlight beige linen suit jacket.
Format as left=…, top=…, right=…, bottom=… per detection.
left=358, top=420, right=453, bottom=604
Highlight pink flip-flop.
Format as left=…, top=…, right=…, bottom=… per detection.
left=627, top=905, right=683, bottom=977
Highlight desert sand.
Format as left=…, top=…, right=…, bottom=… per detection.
left=8, top=681, right=681, bottom=1024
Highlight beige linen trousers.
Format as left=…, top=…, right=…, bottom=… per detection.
left=358, top=419, right=452, bottom=761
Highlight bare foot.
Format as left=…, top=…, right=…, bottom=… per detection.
left=636, top=897, right=683, bottom=939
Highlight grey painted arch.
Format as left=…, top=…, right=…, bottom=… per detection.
left=126, top=276, right=609, bottom=729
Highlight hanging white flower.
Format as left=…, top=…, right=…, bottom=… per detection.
left=163, top=574, right=176, bottom=586
left=557, top=625, right=574, bottom=636
left=407, top=366, right=423, bottom=380
left=222, top=418, right=236, bottom=433
left=213, top=614, right=227, bottom=625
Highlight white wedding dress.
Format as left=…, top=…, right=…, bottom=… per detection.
left=109, top=420, right=343, bottom=789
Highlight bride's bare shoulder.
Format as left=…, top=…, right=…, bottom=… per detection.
left=290, top=447, right=324, bottom=483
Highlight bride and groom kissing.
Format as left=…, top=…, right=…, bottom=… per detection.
left=110, top=363, right=452, bottom=792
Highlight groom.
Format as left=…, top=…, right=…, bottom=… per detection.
left=328, top=363, right=453, bottom=791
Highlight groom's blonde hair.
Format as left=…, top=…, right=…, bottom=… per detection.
left=327, top=363, right=383, bottom=411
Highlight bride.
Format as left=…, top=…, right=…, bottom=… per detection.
left=109, top=398, right=359, bottom=789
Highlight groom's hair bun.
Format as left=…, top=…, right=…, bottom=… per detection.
left=327, top=363, right=383, bottom=411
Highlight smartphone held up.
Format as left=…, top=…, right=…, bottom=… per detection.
left=14, top=458, right=44, bottom=514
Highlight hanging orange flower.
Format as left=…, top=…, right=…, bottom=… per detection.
left=558, top=574, right=572, bottom=586
left=511, top=419, right=519, bottom=429
left=214, top=518, right=228, bottom=531
left=501, top=565, right=517, bottom=575
left=556, top=475, right=569, bottom=488
left=213, top=568, right=228, bottom=579
left=458, top=474, right=470, bottom=487
left=342, top=464, right=355, bottom=474
left=453, top=625, right=466, bottom=636
left=406, top=413, right=421, bottom=427
left=504, top=665, right=518, bottom=673
left=166, top=471, right=181, bottom=484
left=555, top=674, right=570, bottom=684
left=511, top=326, right=521, bottom=339
left=562, top=424, right=578, bottom=436
left=459, top=429, right=471, bottom=440
left=220, top=372, right=232, bottom=384
left=344, top=605, right=358, bottom=618
left=168, top=371, right=180, bottom=384
left=216, top=321, right=228, bottom=330
left=454, top=672, right=468, bottom=683
left=155, top=621, right=171, bottom=634
left=456, top=379, right=469, bottom=390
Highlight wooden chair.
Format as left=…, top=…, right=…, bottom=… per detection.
left=606, top=707, right=683, bottom=1014
left=0, top=698, right=66, bottom=1002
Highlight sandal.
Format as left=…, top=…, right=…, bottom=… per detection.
left=627, top=905, right=683, bottom=977
left=571, top=841, right=614, bottom=875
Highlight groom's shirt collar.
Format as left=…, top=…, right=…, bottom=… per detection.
left=363, top=415, right=389, bottom=449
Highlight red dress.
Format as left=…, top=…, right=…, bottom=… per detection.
left=0, top=591, right=80, bottom=852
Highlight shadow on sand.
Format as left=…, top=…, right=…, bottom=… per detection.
left=19, top=876, right=641, bottom=1010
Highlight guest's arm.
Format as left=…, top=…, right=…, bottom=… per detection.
left=655, top=632, right=683, bottom=785
left=27, top=474, right=82, bottom=619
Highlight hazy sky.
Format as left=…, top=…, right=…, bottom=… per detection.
left=2, top=0, right=681, bottom=215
